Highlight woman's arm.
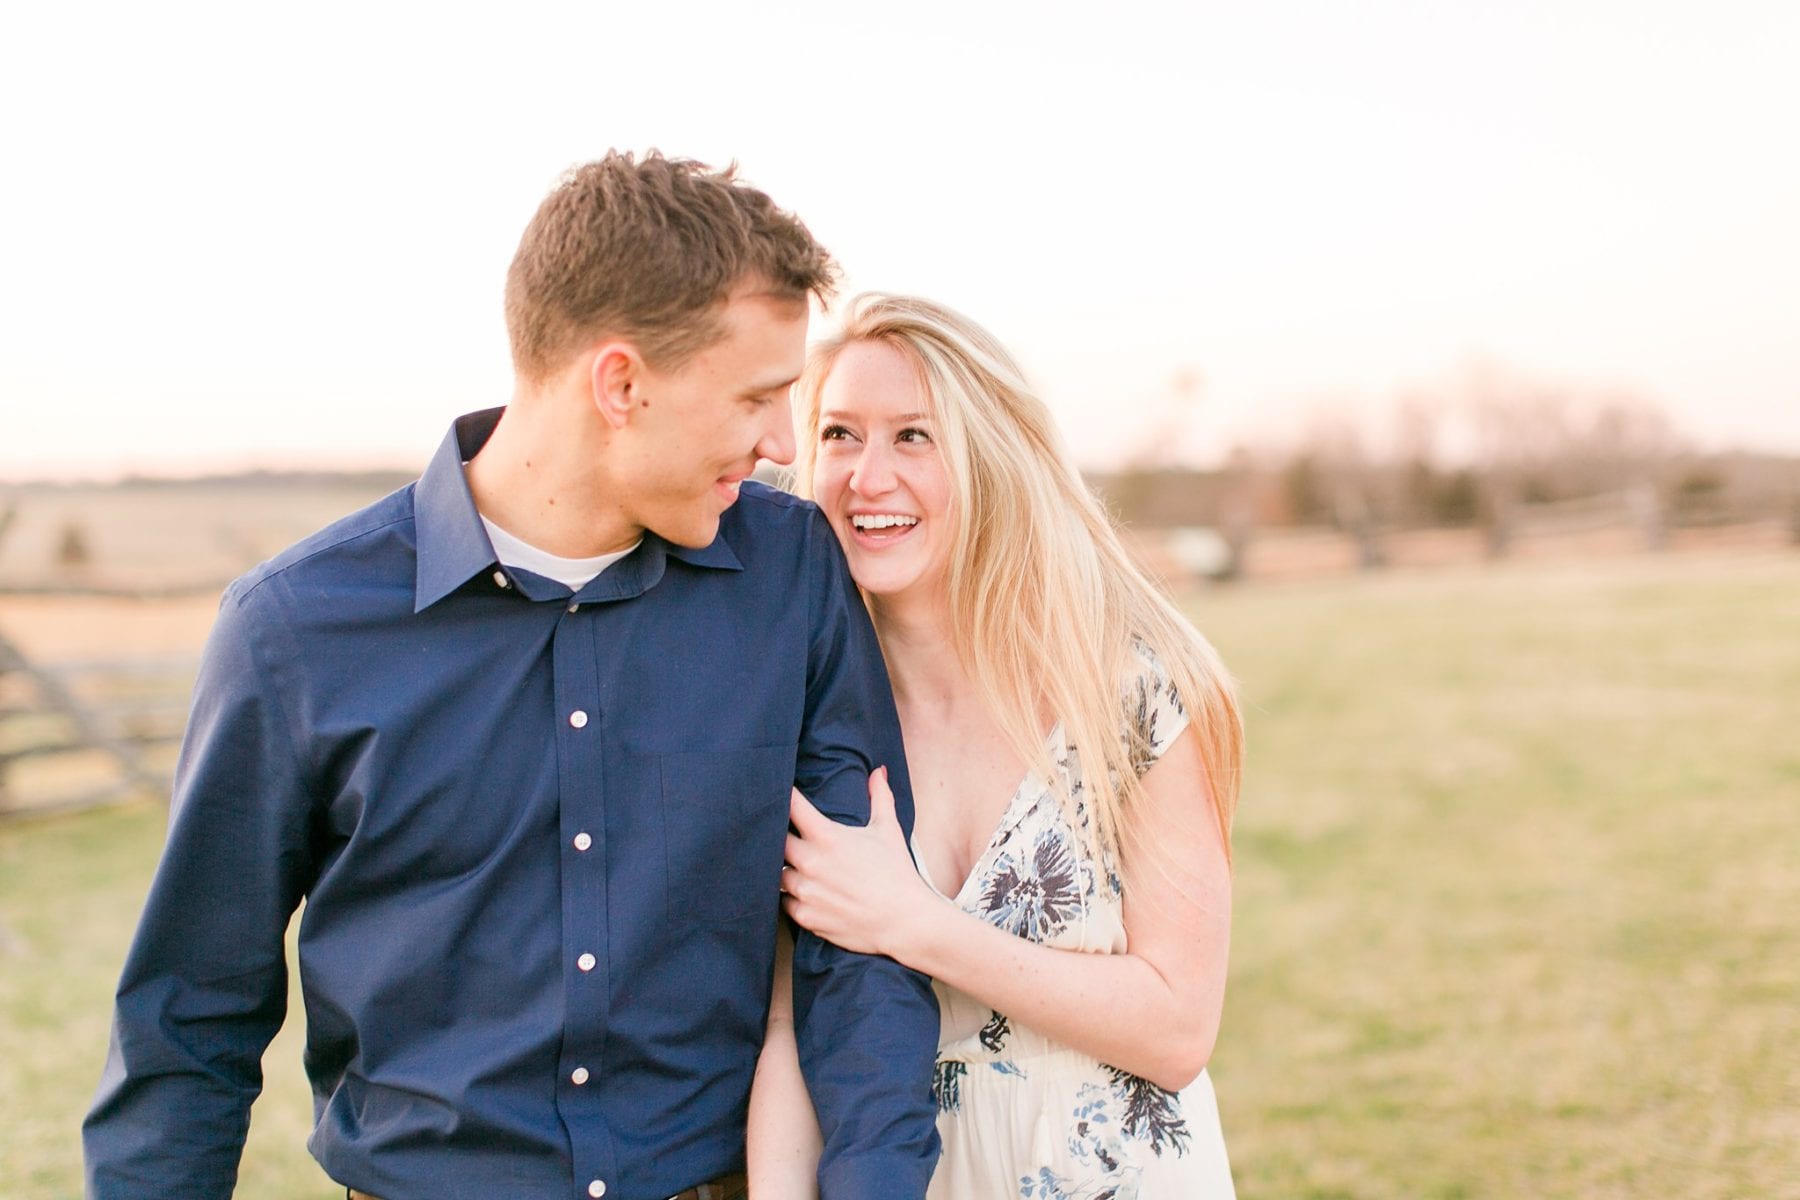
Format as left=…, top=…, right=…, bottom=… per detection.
left=745, top=920, right=822, bottom=1199
left=783, top=733, right=1231, bottom=1092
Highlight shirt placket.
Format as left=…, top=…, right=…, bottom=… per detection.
left=551, top=600, right=618, bottom=1199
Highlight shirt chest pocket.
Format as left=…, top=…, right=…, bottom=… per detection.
left=657, top=743, right=797, bottom=929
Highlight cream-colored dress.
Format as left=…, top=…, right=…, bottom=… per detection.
left=920, top=650, right=1235, bottom=1200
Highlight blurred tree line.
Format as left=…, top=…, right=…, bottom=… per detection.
left=1093, top=363, right=1800, bottom=577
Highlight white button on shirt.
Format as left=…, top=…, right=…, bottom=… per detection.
left=588, top=1180, right=606, bottom=1197
left=571, top=1066, right=590, bottom=1085
left=573, top=832, right=592, bottom=852
left=569, top=710, right=589, bottom=729
left=577, top=952, right=596, bottom=972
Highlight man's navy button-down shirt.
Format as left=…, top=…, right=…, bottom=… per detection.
left=83, top=410, right=941, bottom=1200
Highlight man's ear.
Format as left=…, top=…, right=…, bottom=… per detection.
left=590, top=341, right=644, bottom=431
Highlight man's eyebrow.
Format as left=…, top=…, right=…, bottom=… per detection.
left=745, top=373, right=802, bottom=396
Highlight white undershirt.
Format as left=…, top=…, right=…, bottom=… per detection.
left=480, top=515, right=640, bottom=591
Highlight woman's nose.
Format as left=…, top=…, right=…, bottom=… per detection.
left=849, top=443, right=896, bottom=496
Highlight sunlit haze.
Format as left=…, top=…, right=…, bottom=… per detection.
left=4, top=0, right=1797, bottom=480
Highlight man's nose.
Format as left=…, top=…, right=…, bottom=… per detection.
left=757, top=400, right=796, bottom=467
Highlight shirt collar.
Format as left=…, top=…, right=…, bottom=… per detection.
left=413, top=408, right=743, bottom=613
left=660, top=534, right=742, bottom=572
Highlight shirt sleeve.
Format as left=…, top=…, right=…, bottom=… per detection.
left=1127, top=639, right=1192, bottom=777
left=789, top=508, right=942, bottom=1200
left=82, top=579, right=317, bottom=1199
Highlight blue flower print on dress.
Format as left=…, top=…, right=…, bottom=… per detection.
left=1123, top=643, right=1187, bottom=778
left=1015, top=1084, right=1147, bottom=1198
left=940, top=644, right=1233, bottom=1197
left=978, top=826, right=1083, bottom=940
left=1019, top=1166, right=1139, bottom=1200
left=1104, top=1066, right=1192, bottom=1158
left=933, top=1059, right=968, bottom=1113
left=1014, top=1069, right=1191, bottom=1195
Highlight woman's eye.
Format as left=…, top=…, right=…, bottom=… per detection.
left=897, top=427, right=932, bottom=445
left=820, top=424, right=853, bottom=442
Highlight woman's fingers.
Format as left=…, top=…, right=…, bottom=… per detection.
left=783, top=832, right=810, bottom=872
left=787, top=787, right=833, bottom=837
left=867, top=766, right=898, bottom=827
left=780, top=772, right=915, bottom=954
left=781, top=879, right=824, bottom=935
left=794, top=768, right=901, bottom=836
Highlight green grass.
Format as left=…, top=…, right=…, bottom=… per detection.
left=0, top=805, right=322, bottom=1198
left=2, top=553, right=1796, bottom=1197
left=1196, top=555, right=1800, bottom=1199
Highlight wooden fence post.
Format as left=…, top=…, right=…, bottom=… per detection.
left=0, top=628, right=179, bottom=820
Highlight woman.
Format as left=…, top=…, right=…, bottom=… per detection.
left=747, top=295, right=1242, bottom=1199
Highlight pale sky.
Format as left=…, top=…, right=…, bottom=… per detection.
left=4, top=0, right=1797, bottom=479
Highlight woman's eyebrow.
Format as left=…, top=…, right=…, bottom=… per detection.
left=820, top=409, right=931, bottom=422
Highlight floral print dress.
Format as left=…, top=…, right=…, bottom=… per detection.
left=918, top=648, right=1235, bottom=1200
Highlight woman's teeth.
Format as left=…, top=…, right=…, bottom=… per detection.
left=851, top=514, right=919, bottom=530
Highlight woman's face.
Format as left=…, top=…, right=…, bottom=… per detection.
left=811, top=340, right=954, bottom=604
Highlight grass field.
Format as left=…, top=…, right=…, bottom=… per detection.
left=3, top=552, right=1797, bottom=1197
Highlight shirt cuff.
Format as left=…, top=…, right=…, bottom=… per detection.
left=818, top=1151, right=936, bottom=1200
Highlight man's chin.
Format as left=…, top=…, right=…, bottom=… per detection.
left=653, top=515, right=723, bottom=550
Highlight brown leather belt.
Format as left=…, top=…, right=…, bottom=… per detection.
left=671, top=1172, right=749, bottom=1200
left=351, top=1171, right=747, bottom=1200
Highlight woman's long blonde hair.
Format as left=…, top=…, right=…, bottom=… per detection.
left=793, top=294, right=1241, bottom=867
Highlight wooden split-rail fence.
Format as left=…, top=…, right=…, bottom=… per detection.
left=0, top=627, right=194, bottom=821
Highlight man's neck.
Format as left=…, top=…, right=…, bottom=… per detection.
left=464, top=388, right=643, bottom=558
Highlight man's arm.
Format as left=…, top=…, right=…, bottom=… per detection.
left=83, top=582, right=316, bottom=1198
left=789, top=508, right=940, bottom=1200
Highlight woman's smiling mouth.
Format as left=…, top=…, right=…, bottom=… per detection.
left=849, top=513, right=919, bottom=541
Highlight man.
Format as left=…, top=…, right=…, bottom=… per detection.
left=83, top=152, right=941, bottom=1200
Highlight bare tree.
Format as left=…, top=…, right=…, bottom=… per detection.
left=1291, top=404, right=1389, bottom=568
left=56, top=521, right=93, bottom=571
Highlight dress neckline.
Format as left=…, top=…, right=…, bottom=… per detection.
left=913, top=721, right=1064, bottom=905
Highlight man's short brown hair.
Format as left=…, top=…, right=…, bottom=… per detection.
left=504, top=151, right=837, bottom=381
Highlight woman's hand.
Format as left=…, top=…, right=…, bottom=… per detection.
left=781, top=767, right=943, bottom=959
